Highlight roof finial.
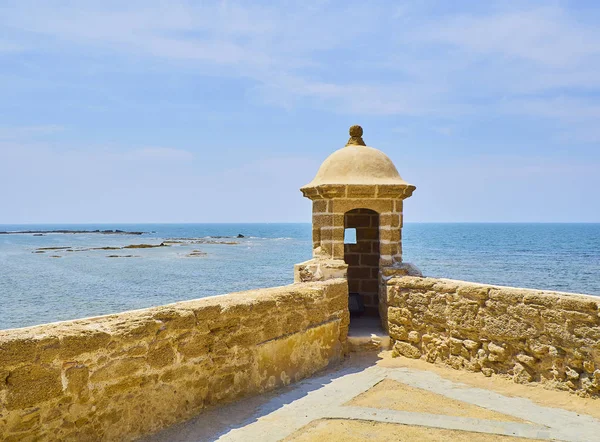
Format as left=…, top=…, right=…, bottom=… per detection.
left=346, top=125, right=366, bottom=146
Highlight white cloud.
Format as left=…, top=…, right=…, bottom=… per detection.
left=416, top=7, right=600, bottom=67
left=1, top=1, right=600, bottom=141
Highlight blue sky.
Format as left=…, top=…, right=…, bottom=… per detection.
left=1, top=0, right=599, bottom=223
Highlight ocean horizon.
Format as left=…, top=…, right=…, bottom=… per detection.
left=1, top=222, right=599, bottom=330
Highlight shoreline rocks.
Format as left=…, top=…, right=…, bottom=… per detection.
left=123, top=243, right=168, bottom=249
left=31, top=236, right=242, bottom=257
left=0, top=229, right=145, bottom=235
left=187, top=249, right=207, bottom=257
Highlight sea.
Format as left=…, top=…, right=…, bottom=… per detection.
left=1, top=223, right=599, bottom=330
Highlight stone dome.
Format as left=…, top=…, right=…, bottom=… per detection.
left=302, top=126, right=411, bottom=188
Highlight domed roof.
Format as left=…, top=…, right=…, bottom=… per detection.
left=302, top=125, right=411, bottom=188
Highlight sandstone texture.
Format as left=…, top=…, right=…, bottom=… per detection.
left=297, top=125, right=417, bottom=322
left=299, top=126, right=415, bottom=270
left=0, top=279, right=349, bottom=441
left=387, top=276, right=600, bottom=397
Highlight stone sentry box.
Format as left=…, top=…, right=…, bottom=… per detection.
left=295, top=125, right=422, bottom=323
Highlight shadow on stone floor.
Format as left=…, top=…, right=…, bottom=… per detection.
left=141, top=352, right=381, bottom=442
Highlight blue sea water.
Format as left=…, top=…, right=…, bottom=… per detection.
left=1, top=223, right=599, bottom=330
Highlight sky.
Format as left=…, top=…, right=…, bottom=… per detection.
left=1, top=0, right=599, bottom=224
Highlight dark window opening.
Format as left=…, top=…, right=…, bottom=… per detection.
left=344, top=209, right=380, bottom=318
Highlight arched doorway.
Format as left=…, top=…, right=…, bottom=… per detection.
left=344, top=208, right=380, bottom=317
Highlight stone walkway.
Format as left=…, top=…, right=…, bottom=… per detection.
left=145, top=353, right=600, bottom=442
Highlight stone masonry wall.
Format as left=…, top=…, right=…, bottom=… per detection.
left=344, top=209, right=380, bottom=316
left=0, top=280, right=349, bottom=441
left=387, top=276, right=600, bottom=397
left=309, top=189, right=405, bottom=267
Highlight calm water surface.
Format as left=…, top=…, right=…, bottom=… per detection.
left=1, top=223, right=599, bottom=329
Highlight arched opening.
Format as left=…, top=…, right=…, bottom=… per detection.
left=344, top=208, right=380, bottom=318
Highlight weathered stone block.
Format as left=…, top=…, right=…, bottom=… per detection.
left=408, top=331, right=420, bottom=343
left=507, top=304, right=540, bottom=323
left=432, top=280, right=460, bottom=294
left=557, top=297, right=599, bottom=313
left=583, top=361, right=595, bottom=374
left=65, top=365, right=89, bottom=398
left=457, top=284, right=489, bottom=301
left=332, top=242, right=344, bottom=259
left=449, top=338, right=463, bottom=356
left=393, top=341, right=421, bottom=359
left=447, top=302, right=480, bottom=330
left=152, top=309, right=197, bottom=331
left=191, top=305, right=222, bottom=322
left=4, top=409, right=42, bottom=435
left=159, top=365, right=198, bottom=384
left=400, top=277, right=435, bottom=291
left=318, top=184, right=346, bottom=199
left=522, top=293, right=556, bottom=308
left=513, top=363, right=534, bottom=384
left=379, top=213, right=400, bottom=228
left=573, top=326, right=600, bottom=341
left=112, top=318, right=162, bottom=342
left=541, top=309, right=565, bottom=323
left=483, top=316, right=538, bottom=340
left=516, top=353, right=536, bottom=367
left=388, top=324, right=408, bottom=341
left=543, top=323, right=584, bottom=347
left=90, top=358, right=144, bottom=383
left=388, top=307, right=412, bottom=326
left=463, top=340, right=480, bottom=351
left=379, top=228, right=400, bottom=242
left=6, top=365, right=62, bottom=409
left=376, top=185, right=407, bottom=198
left=312, top=200, right=328, bottom=213
left=489, top=288, right=524, bottom=304
left=103, top=376, right=147, bottom=397
left=481, top=368, right=494, bottom=377
left=147, top=344, right=176, bottom=368
left=59, top=330, right=112, bottom=359
left=0, top=337, right=59, bottom=368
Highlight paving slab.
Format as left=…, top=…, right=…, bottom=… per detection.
left=143, top=352, right=600, bottom=442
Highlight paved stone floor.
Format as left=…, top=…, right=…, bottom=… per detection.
left=145, top=352, right=600, bottom=442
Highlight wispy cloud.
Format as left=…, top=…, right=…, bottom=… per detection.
left=416, top=7, right=600, bottom=67
left=2, top=1, right=599, bottom=134
left=0, top=2, right=599, bottom=221
left=0, top=125, right=65, bottom=140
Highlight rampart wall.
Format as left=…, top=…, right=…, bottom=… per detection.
left=0, top=279, right=348, bottom=441
left=386, top=276, right=600, bottom=396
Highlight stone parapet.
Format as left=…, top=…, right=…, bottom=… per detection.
left=294, top=258, right=348, bottom=283
left=0, top=280, right=349, bottom=441
left=386, top=276, right=600, bottom=397
left=379, top=263, right=423, bottom=329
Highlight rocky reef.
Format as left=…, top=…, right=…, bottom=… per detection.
left=1, top=229, right=145, bottom=235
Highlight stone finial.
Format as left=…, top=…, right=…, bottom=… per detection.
left=346, top=125, right=366, bottom=146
